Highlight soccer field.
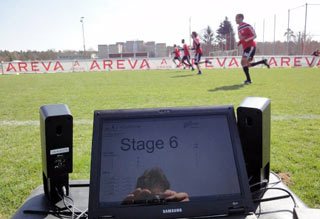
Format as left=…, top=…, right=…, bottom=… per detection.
left=0, top=67, right=319, bottom=218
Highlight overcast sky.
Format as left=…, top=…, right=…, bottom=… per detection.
left=0, top=0, right=319, bottom=51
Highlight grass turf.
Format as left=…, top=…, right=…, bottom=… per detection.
left=0, top=67, right=319, bottom=218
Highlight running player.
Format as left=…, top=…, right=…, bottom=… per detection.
left=236, top=13, right=270, bottom=85
left=181, top=39, right=194, bottom=71
left=172, top=44, right=182, bottom=68
left=191, top=31, right=211, bottom=75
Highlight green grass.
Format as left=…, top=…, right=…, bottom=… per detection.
left=0, top=67, right=319, bottom=218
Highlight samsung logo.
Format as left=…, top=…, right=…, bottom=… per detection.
left=162, top=208, right=182, bottom=214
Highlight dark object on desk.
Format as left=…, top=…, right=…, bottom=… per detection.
left=14, top=180, right=89, bottom=219
left=14, top=174, right=311, bottom=219
left=40, top=104, right=73, bottom=203
left=237, top=97, right=271, bottom=192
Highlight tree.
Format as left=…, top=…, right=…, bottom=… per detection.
left=216, top=17, right=236, bottom=50
left=198, top=26, right=216, bottom=56
left=200, top=26, right=215, bottom=45
left=284, top=28, right=295, bottom=42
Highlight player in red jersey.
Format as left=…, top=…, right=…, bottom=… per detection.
left=172, top=44, right=182, bottom=68
left=191, top=31, right=211, bottom=75
left=236, top=13, right=270, bottom=85
left=180, top=39, right=194, bottom=71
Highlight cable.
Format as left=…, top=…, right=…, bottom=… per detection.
left=69, top=183, right=90, bottom=188
left=24, top=186, right=88, bottom=219
left=65, top=196, right=87, bottom=216
left=56, top=187, right=75, bottom=218
left=290, top=4, right=305, bottom=10
left=58, top=186, right=86, bottom=218
left=253, top=194, right=291, bottom=203
left=51, top=203, right=76, bottom=218
left=62, top=186, right=88, bottom=219
left=23, top=210, right=86, bottom=217
left=63, top=195, right=88, bottom=218
left=253, top=187, right=298, bottom=218
left=76, top=208, right=88, bottom=219
left=254, top=187, right=297, bottom=209
left=257, top=202, right=261, bottom=218
left=268, top=171, right=282, bottom=185
left=249, top=179, right=269, bottom=188
left=263, top=187, right=297, bottom=208
left=63, top=195, right=76, bottom=219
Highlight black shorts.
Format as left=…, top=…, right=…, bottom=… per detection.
left=243, top=47, right=256, bottom=61
left=194, top=53, right=202, bottom=64
left=182, top=56, right=191, bottom=62
left=174, top=57, right=181, bottom=61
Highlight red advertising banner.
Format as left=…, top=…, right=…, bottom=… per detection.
left=2, top=56, right=320, bottom=74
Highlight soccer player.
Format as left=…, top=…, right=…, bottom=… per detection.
left=236, top=13, right=270, bottom=85
left=181, top=39, right=194, bottom=71
left=191, top=31, right=211, bottom=75
left=172, top=44, right=182, bottom=68
left=312, top=50, right=319, bottom=56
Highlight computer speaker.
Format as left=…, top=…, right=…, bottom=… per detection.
left=40, top=104, right=73, bottom=203
left=237, top=97, right=271, bottom=192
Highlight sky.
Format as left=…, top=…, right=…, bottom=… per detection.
left=0, top=0, right=319, bottom=51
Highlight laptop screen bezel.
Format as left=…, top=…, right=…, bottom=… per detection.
left=88, top=105, right=253, bottom=219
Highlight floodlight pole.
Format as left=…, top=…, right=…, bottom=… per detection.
left=263, top=19, right=265, bottom=55
left=80, top=17, right=86, bottom=59
left=303, top=3, right=308, bottom=55
left=287, top=3, right=320, bottom=55
left=303, top=3, right=320, bottom=54
left=273, top=14, right=276, bottom=55
left=287, top=9, right=290, bottom=55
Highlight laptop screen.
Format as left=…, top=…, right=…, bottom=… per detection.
left=89, top=106, right=253, bottom=218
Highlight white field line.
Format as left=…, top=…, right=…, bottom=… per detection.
left=271, top=115, right=320, bottom=121
left=0, top=119, right=92, bottom=127
left=0, top=115, right=320, bottom=127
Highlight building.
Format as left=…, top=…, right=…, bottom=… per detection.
left=156, top=43, right=167, bottom=57
left=136, top=41, right=145, bottom=52
left=116, top=42, right=125, bottom=53
left=125, top=41, right=134, bottom=53
left=145, top=41, right=156, bottom=57
left=98, top=45, right=108, bottom=58
left=97, top=40, right=170, bottom=58
left=109, top=44, right=120, bottom=54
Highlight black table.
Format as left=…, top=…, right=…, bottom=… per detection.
left=13, top=173, right=311, bottom=219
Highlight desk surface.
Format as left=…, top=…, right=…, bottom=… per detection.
left=13, top=173, right=308, bottom=219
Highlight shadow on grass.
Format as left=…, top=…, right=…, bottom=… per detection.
left=171, top=74, right=195, bottom=78
left=208, top=83, right=245, bottom=92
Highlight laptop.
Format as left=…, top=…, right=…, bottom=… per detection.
left=88, top=105, right=254, bottom=218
